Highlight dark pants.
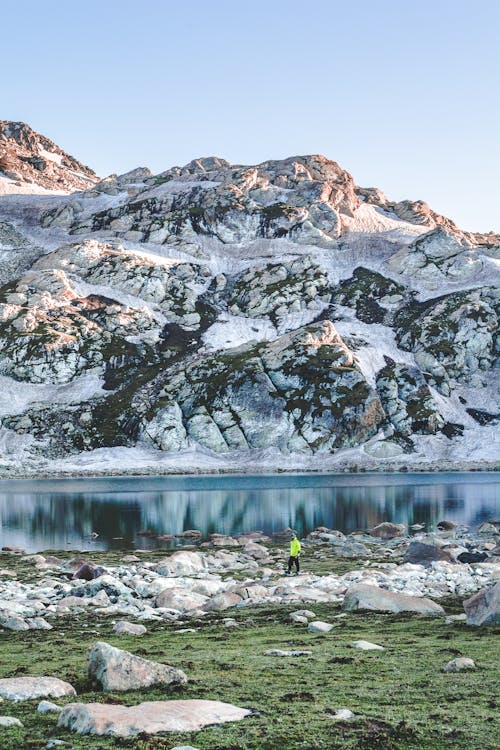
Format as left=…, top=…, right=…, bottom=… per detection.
left=288, top=555, right=300, bottom=574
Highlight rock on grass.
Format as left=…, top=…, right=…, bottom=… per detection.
left=0, top=677, right=76, bottom=702
left=57, top=699, right=251, bottom=736
left=342, top=583, right=445, bottom=615
left=88, top=641, right=187, bottom=692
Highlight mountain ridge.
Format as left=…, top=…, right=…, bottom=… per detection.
left=0, top=122, right=497, bottom=476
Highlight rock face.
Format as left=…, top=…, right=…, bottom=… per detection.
left=0, top=677, right=76, bottom=701
left=342, top=583, right=445, bottom=616
left=0, top=121, right=98, bottom=193
left=0, top=124, right=498, bottom=471
left=87, top=641, right=188, bottom=692
left=463, top=583, right=500, bottom=626
left=57, top=699, right=251, bottom=736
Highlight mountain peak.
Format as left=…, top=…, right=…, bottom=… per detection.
left=0, top=120, right=99, bottom=194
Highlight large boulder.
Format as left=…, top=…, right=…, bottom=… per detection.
left=368, top=522, right=406, bottom=540
left=403, top=541, right=455, bottom=567
left=155, top=588, right=208, bottom=612
left=87, top=641, right=187, bottom=692
left=342, top=583, right=444, bottom=616
left=0, top=677, right=76, bottom=702
left=463, top=583, right=500, bottom=626
left=57, top=699, right=251, bottom=736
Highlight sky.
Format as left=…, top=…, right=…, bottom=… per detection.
left=2, top=0, right=499, bottom=232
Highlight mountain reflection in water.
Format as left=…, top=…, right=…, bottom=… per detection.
left=0, top=472, right=498, bottom=553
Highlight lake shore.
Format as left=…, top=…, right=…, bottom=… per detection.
left=1, top=456, right=499, bottom=480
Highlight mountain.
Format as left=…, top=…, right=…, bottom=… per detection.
left=0, top=122, right=498, bottom=476
left=0, top=121, right=99, bottom=194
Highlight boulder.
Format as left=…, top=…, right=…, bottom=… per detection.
left=0, top=716, right=24, bottom=727
left=37, top=700, right=62, bottom=713
left=437, top=520, right=457, bottom=531
left=72, top=563, right=107, bottom=581
left=57, top=699, right=251, bottom=736
left=443, top=657, right=475, bottom=672
left=113, top=621, right=147, bottom=636
left=463, top=583, right=500, bottom=626
left=0, top=612, right=30, bottom=631
left=156, top=588, right=208, bottom=612
left=342, top=583, right=444, bottom=616
left=403, top=541, right=455, bottom=567
left=308, top=621, right=333, bottom=633
left=156, top=551, right=206, bottom=577
left=350, top=640, right=384, bottom=651
left=0, top=677, right=76, bottom=702
left=87, top=641, right=187, bottom=692
left=203, top=592, right=243, bottom=612
left=368, top=522, right=406, bottom=540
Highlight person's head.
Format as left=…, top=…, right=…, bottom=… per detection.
left=291, top=532, right=297, bottom=539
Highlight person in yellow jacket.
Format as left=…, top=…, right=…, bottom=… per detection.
left=286, top=532, right=301, bottom=575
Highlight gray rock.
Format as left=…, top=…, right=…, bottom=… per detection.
left=113, top=621, right=147, bottom=636
left=332, top=709, right=355, bottom=720
left=37, top=700, right=62, bottom=713
left=57, top=699, right=251, bottom=736
left=0, top=677, right=76, bottom=702
left=0, top=612, right=29, bottom=631
left=342, top=583, right=445, bottom=616
left=88, top=641, right=188, bottom=692
left=350, top=640, right=384, bottom=651
left=463, top=583, right=500, bottom=626
left=0, top=716, right=23, bottom=727
left=403, top=541, right=455, bottom=567
left=264, top=649, right=312, bottom=657
left=368, top=522, right=406, bottom=540
left=443, top=657, right=475, bottom=672
left=307, top=621, right=333, bottom=633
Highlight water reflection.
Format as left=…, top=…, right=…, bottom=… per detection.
left=0, top=473, right=498, bottom=552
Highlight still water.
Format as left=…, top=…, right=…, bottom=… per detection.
left=0, top=472, right=498, bottom=553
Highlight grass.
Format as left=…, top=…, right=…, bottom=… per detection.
left=0, top=550, right=498, bottom=749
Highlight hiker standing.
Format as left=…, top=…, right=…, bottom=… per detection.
left=286, top=532, right=301, bottom=575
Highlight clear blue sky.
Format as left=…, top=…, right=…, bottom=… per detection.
left=2, top=0, right=499, bottom=231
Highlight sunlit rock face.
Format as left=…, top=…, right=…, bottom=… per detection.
left=0, top=120, right=98, bottom=193
left=0, top=121, right=498, bottom=469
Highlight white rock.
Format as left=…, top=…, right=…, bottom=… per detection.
left=37, top=700, right=62, bottom=713
left=0, top=677, right=76, bottom=702
left=350, top=640, right=384, bottom=651
left=307, top=620, right=333, bottom=633
left=0, top=715, right=23, bottom=727
left=57, top=699, right=251, bottom=736
left=443, top=657, right=476, bottom=672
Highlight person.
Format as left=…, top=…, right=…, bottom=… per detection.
left=286, top=532, right=301, bottom=575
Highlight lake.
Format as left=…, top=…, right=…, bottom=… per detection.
left=0, top=472, right=498, bottom=553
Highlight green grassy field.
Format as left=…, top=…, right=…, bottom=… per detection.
left=1, top=547, right=499, bottom=750
left=1, top=594, right=499, bottom=749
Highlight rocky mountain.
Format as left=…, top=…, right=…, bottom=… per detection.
left=0, top=122, right=498, bottom=476
left=0, top=121, right=98, bottom=194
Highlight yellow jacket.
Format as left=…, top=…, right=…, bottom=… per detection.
left=290, top=538, right=301, bottom=556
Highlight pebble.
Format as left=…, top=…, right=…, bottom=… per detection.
left=265, top=649, right=312, bottom=657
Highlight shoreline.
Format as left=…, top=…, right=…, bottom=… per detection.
left=1, top=459, right=499, bottom=481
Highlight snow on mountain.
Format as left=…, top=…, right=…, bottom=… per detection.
left=0, top=122, right=498, bottom=476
